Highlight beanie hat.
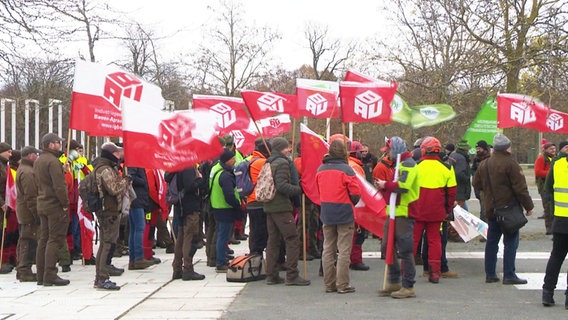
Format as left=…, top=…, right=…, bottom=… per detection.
left=41, top=133, right=63, bottom=146
left=69, top=139, right=82, bottom=150
left=543, top=142, right=556, bottom=150
left=456, top=139, right=470, bottom=151
left=254, top=138, right=271, bottom=158
left=219, top=148, right=236, bottom=163
left=390, top=136, right=407, bottom=158
left=21, top=146, right=40, bottom=157
left=0, top=142, right=11, bottom=154
left=222, top=134, right=234, bottom=147
left=476, top=140, right=489, bottom=151
left=9, top=150, right=21, bottom=167
left=329, top=140, right=347, bottom=159
left=271, top=137, right=289, bottom=152
left=445, top=143, right=455, bottom=153
left=558, top=141, right=568, bottom=151
left=493, top=134, right=511, bottom=151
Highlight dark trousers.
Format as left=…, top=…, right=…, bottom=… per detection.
left=205, top=209, right=217, bottom=264
left=95, top=213, right=120, bottom=282
left=266, top=212, right=300, bottom=280
left=248, top=207, right=268, bottom=255
left=16, top=223, right=38, bottom=275
left=37, top=211, right=68, bottom=282
left=172, top=212, right=200, bottom=273
left=383, top=217, right=416, bottom=288
left=543, top=233, right=568, bottom=293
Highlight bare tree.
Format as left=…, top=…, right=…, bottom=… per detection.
left=305, top=24, right=356, bottom=80
left=193, top=0, right=281, bottom=96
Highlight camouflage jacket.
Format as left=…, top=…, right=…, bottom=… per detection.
left=95, top=157, right=128, bottom=216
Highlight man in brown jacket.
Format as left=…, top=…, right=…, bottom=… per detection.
left=15, top=146, right=41, bottom=281
left=472, top=134, right=534, bottom=285
left=93, top=142, right=130, bottom=290
left=34, top=133, right=70, bottom=286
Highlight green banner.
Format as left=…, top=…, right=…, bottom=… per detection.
left=409, top=104, right=456, bottom=129
left=390, top=94, right=412, bottom=125
left=462, top=97, right=498, bottom=153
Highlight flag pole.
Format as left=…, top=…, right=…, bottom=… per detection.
left=382, top=153, right=401, bottom=291
left=0, top=208, right=6, bottom=267
left=291, top=118, right=297, bottom=159
left=242, top=102, right=272, bottom=156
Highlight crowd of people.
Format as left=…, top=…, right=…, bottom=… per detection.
left=0, top=132, right=567, bottom=308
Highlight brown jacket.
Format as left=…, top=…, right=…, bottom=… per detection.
left=16, top=159, right=38, bottom=224
left=472, top=150, right=534, bottom=220
left=96, top=157, right=128, bottom=216
left=34, top=149, right=69, bottom=215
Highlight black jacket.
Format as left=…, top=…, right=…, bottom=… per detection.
left=129, top=167, right=149, bottom=210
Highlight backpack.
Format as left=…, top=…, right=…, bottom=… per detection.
left=234, top=157, right=260, bottom=198
left=78, top=166, right=103, bottom=213
left=255, top=161, right=276, bottom=202
left=226, top=254, right=266, bottom=282
left=166, top=173, right=184, bottom=205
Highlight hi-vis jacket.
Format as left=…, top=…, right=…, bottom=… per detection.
left=382, top=152, right=420, bottom=218
left=416, top=155, right=457, bottom=221
left=544, top=151, right=568, bottom=234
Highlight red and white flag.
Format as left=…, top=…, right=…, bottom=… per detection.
left=122, top=99, right=223, bottom=171
left=70, top=60, right=165, bottom=137
left=296, top=79, right=340, bottom=119
left=76, top=175, right=95, bottom=258
left=344, top=69, right=377, bottom=82
left=497, top=93, right=568, bottom=133
left=300, top=124, right=386, bottom=236
left=339, top=81, right=397, bottom=123
left=192, top=95, right=251, bottom=134
left=241, top=90, right=298, bottom=120
left=226, top=127, right=259, bottom=156
left=5, top=166, right=16, bottom=210
left=256, top=114, right=292, bottom=138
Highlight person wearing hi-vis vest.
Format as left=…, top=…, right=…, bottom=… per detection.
left=210, top=148, right=242, bottom=273
left=542, top=141, right=568, bottom=308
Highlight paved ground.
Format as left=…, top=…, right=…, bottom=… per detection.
left=1, top=167, right=567, bottom=319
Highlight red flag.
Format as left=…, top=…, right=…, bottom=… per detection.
left=497, top=93, right=568, bottom=133
left=70, top=60, right=165, bottom=137
left=241, top=90, right=298, bottom=120
left=122, top=99, right=223, bottom=171
left=5, top=166, right=16, bottom=210
left=340, top=81, right=397, bottom=123
left=300, top=124, right=328, bottom=204
left=76, top=175, right=96, bottom=260
left=344, top=69, right=377, bottom=82
left=226, top=128, right=258, bottom=156
left=256, top=114, right=292, bottom=138
left=296, top=79, right=340, bottom=119
left=353, top=174, right=387, bottom=238
left=192, top=95, right=251, bottom=134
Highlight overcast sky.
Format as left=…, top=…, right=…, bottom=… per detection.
left=97, top=0, right=395, bottom=70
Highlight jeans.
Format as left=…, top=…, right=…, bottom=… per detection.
left=129, top=207, right=146, bottom=262
left=484, top=218, right=519, bottom=279
left=70, top=214, right=81, bottom=251
left=383, top=217, right=416, bottom=288
left=248, top=207, right=268, bottom=255
left=543, top=233, right=568, bottom=293
left=216, top=221, right=233, bottom=266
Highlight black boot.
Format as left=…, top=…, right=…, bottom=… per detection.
left=565, top=293, right=568, bottom=310
left=542, top=289, right=554, bottom=306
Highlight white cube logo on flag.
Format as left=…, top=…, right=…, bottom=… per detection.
left=546, top=113, right=564, bottom=131
left=354, top=90, right=383, bottom=119
left=306, top=93, right=328, bottom=116
left=211, top=102, right=237, bottom=128
left=510, top=102, right=536, bottom=124
left=230, top=130, right=245, bottom=148
left=419, top=106, right=440, bottom=120
left=158, top=114, right=197, bottom=151
left=258, top=93, right=284, bottom=113
left=103, top=72, right=143, bottom=109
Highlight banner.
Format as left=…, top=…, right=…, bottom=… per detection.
left=192, top=95, right=251, bottom=134
left=300, top=124, right=386, bottom=236
left=390, top=94, right=412, bottom=125
left=70, top=60, right=165, bottom=137
left=450, top=206, right=488, bottom=242
left=409, top=104, right=456, bottom=129
left=296, top=79, right=340, bottom=119
left=339, top=81, right=397, bottom=123
left=497, top=93, right=568, bottom=133
left=462, top=97, right=498, bottom=150
left=122, top=99, right=223, bottom=171
left=241, top=90, right=297, bottom=120
left=256, top=114, right=292, bottom=138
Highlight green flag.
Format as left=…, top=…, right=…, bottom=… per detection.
left=462, top=97, right=498, bottom=153
left=409, top=104, right=456, bottom=129
left=390, top=94, right=412, bottom=125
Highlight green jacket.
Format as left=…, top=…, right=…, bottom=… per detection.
left=263, top=151, right=302, bottom=214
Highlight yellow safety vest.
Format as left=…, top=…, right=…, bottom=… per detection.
left=553, top=157, right=568, bottom=218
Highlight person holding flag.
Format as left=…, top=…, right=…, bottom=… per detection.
left=376, top=137, right=420, bottom=298
left=0, top=142, right=15, bottom=274
left=316, top=139, right=361, bottom=294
